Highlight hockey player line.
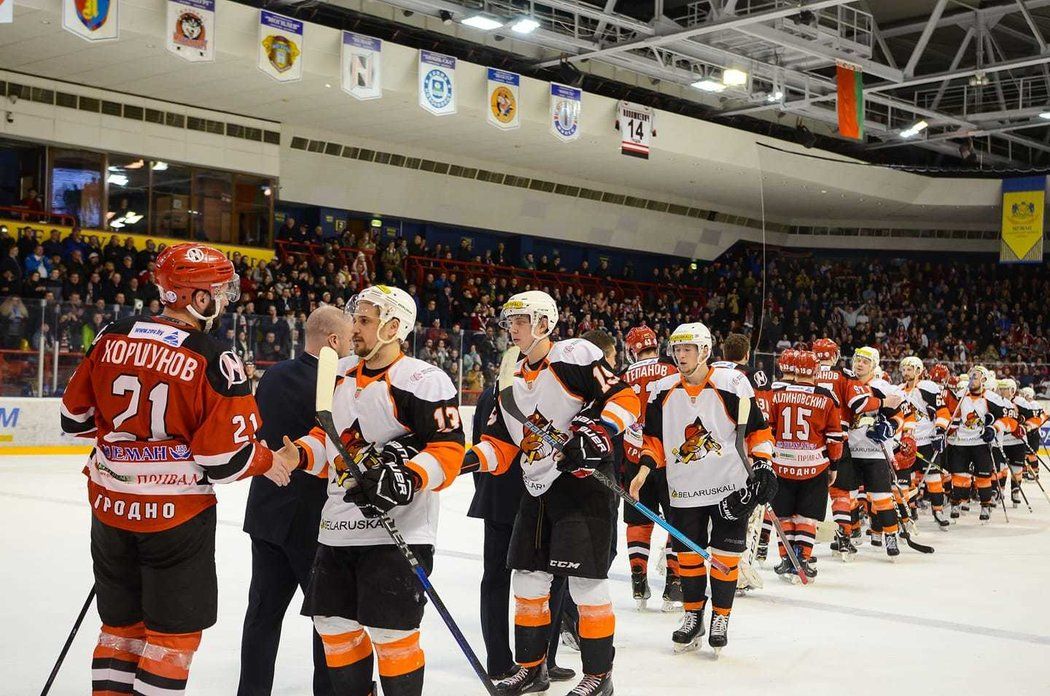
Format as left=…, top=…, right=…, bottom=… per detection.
left=878, top=442, right=935, bottom=554
left=493, top=346, right=732, bottom=576
left=314, top=347, right=499, bottom=696
left=732, top=398, right=809, bottom=585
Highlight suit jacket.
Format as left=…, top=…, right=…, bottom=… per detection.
left=467, top=385, right=526, bottom=525
left=243, top=352, right=329, bottom=547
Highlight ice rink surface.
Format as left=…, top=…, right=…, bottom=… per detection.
left=3, top=455, right=1050, bottom=695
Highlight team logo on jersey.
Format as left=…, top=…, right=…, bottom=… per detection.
left=672, top=417, right=722, bottom=463
left=333, top=423, right=369, bottom=474
left=963, top=410, right=983, bottom=429
left=520, top=410, right=560, bottom=463
left=753, top=370, right=768, bottom=388
left=218, top=351, right=248, bottom=388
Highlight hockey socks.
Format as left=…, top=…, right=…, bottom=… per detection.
left=92, top=622, right=145, bottom=695
left=131, top=629, right=201, bottom=696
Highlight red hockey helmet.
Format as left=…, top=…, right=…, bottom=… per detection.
left=777, top=348, right=797, bottom=375
left=626, top=325, right=659, bottom=358
left=928, top=363, right=951, bottom=385
left=156, top=243, right=239, bottom=308
left=812, top=338, right=839, bottom=362
left=794, top=351, right=819, bottom=378
left=155, top=243, right=239, bottom=328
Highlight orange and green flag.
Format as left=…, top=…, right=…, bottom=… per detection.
left=836, top=64, right=864, bottom=140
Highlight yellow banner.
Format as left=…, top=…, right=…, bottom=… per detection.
left=1000, top=180, right=1045, bottom=263
left=0, top=218, right=275, bottom=265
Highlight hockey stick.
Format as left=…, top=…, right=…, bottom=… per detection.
left=1023, top=463, right=1050, bottom=504
left=40, top=586, right=95, bottom=696
left=878, top=443, right=935, bottom=554
left=986, top=442, right=1010, bottom=523
left=314, top=347, right=498, bottom=696
left=494, top=347, right=731, bottom=575
left=1021, top=439, right=1050, bottom=474
left=731, top=397, right=809, bottom=585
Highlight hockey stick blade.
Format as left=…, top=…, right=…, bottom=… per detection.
left=314, top=348, right=499, bottom=696
left=494, top=347, right=730, bottom=574
left=734, top=395, right=808, bottom=584
left=880, top=443, right=934, bottom=554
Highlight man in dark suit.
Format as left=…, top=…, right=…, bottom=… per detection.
left=238, top=305, right=353, bottom=696
left=468, top=384, right=576, bottom=683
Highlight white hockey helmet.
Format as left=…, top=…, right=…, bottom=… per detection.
left=998, top=378, right=1017, bottom=393
left=852, top=346, right=880, bottom=374
left=346, top=284, right=416, bottom=341
left=900, top=356, right=924, bottom=374
left=500, top=291, right=558, bottom=334
left=667, top=322, right=713, bottom=362
left=1020, top=386, right=1035, bottom=401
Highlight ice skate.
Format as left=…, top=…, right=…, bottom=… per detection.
left=931, top=508, right=950, bottom=529
left=672, top=610, right=704, bottom=653
left=708, top=612, right=729, bottom=657
left=831, top=529, right=857, bottom=561
left=662, top=575, right=684, bottom=611
left=950, top=504, right=961, bottom=520
left=631, top=569, right=651, bottom=610
left=979, top=505, right=991, bottom=523
left=495, top=663, right=550, bottom=695
left=773, top=557, right=799, bottom=584
left=884, top=533, right=900, bottom=561
left=566, top=672, right=613, bottom=696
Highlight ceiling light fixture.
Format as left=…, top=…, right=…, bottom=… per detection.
left=461, top=13, right=504, bottom=30
left=767, top=90, right=784, bottom=102
left=151, top=161, right=169, bottom=171
left=900, top=119, right=928, bottom=138
left=691, top=78, right=726, bottom=93
left=722, top=68, right=748, bottom=87
left=510, top=17, right=540, bottom=34
left=1039, top=111, right=1050, bottom=120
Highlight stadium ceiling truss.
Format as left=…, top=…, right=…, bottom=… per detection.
left=332, top=0, right=1050, bottom=167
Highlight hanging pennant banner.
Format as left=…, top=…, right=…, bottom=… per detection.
left=419, top=50, right=456, bottom=116
left=63, top=0, right=119, bottom=42
left=166, top=0, right=214, bottom=62
left=616, top=101, right=655, bottom=159
left=341, top=31, right=382, bottom=101
left=1000, top=176, right=1045, bottom=263
left=0, top=0, right=13, bottom=25
left=258, top=10, right=303, bottom=82
left=486, top=68, right=520, bottom=130
left=550, top=83, right=581, bottom=142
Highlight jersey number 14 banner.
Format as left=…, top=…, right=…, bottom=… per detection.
left=617, top=101, right=655, bottom=159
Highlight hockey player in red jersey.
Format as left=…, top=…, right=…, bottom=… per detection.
left=629, top=323, right=776, bottom=655
left=814, top=338, right=862, bottom=559
left=60, top=243, right=298, bottom=696
left=621, top=325, right=682, bottom=611
left=288, top=284, right=465, bottom=696
left=766, top=351, right=843, bottom=582
left=466, top=291, right=640, bottom=696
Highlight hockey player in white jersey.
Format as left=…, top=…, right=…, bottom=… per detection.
left=844, top=347, right=907, bottom=559
left=996, top=378, right=1040, bottom=508
left=946, top=366, right=1016, bottom=523
left=465, top=291, right=640, bottom=696
left=628, top=323, right=776, bottom=655
left=898, top=356, right=951, bottom=528
left=289, top=285, right=465, bottom=696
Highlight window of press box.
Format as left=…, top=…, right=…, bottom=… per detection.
left=50, top=148, right=104, bottom=229
left=151, top=161, right=193, bottom=239
left=233, top=175, right=273, bottom=248
left=106, top=156, right=150, bottom=234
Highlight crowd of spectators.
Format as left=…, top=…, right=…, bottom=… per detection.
left=2, top=217, right=1048, bottom=399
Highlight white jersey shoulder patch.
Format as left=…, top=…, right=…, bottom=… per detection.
left=550, top=338, right=602, bottom=366
left=390, top=356, right=457, bottom=401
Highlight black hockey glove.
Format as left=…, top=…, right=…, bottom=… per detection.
left=719, top=459, right=778, bottom=521
left=931, top=427, right=946, bottom=455
left=557, top=415, right=613, bottom=479
left=344, top=438, right=422, bottom=517
left=866, top=415, right=894, bottom=444
left=980, top=425, right=997, bottom=444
